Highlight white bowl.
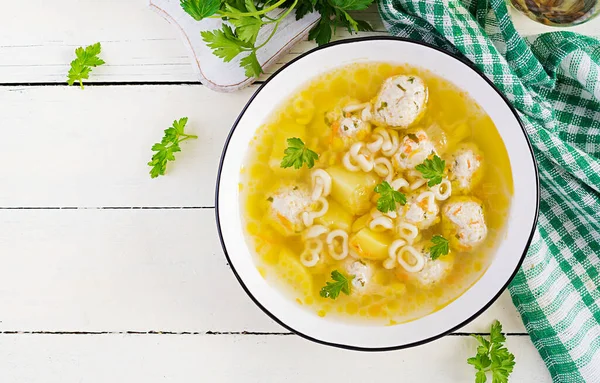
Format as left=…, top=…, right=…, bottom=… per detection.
left=216, top=37, right=539, bottom=351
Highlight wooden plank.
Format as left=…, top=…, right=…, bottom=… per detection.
left=0, top=333, right=550, bottom=382
left=0, top=208, right=526, bottom=333
left=1, top=0, right=598, bottom=84
left=0, top=85, right=255, bottom=207
left=0, top=0, right=382, bottom=84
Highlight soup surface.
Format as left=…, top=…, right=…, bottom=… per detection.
left=240, top=63, right=513, bottom=324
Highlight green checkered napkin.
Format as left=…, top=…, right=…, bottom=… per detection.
left=378, top=0, right=600, bottom=381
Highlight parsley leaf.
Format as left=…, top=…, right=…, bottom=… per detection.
left=228, top=16, right=263, bottom=44
left=415, top=154, right=446, bottom=187
left=240, top=51, right=263, bottom=78
left=430, top=235, right=449, bottom=260
left=148, top=117, right=198, bottom=179
left=374, top=181, right=406, bottom=213
left=468, top=321, right=516, bottom=383
left=280, top=138, right=319, bottom=169
left=355, top=19, right=374, bottom=31
left=330, top=0, right=372, bottom=11
left=201, top=25, right=247, bottom=62
left=308, top=18, right=333, bottom=46
left=490, top=320, right=506, bottom=345
left=67, top=43, right=105, bottom=89
left=320, top=270, right=353, bottom=300
left=295, top=1, right=315, bottom=20
left=180, top=0, right=221, bottom=20
left=475, top=371, right=487, bottom=383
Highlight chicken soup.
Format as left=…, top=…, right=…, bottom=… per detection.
left=240, top=63, right=513, bottom=324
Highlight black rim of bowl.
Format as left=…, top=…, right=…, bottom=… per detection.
left=214, top=36, right=540, bottom=352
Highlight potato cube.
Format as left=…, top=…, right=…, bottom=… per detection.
left=349, top=228, right=393, bottom=260
left=315, top=199, right=354, bottom=232
left=351, top=213, right=371, bottom=233
left=328, top=166, right=378, bottom=215
left=277, top=247, right=313, bottom=298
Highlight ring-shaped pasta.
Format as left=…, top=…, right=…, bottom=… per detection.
left=300, top=250, right=320, bottom=267
left=348, top=142, right=374, bottom=172
left=304, top=225, right=329, bottom=239
left=397, top=245, right=426, bottom=273
left=432, top=179, right=452, bottom=201
left=361, top=105, right=373, bottom=122
left=292, top=98, right=315, bottom=125
left=343, top=151, right=361, bottom=172
left=374, top=157, right=394, bottom=183
left=367, top=128, right=388, bottom=153
left=313, top=197, right=329, bottom=217
left=410, top=178, right=427, bottom=190
left=371, top=207, right=382, bottom=219
left=367, top=135, right=384, bottom=153
left=381, top=130, right=399, bottom=157
left=369, top=216, right=394, bottom=232
left=357, top=155, right=373, bottom=172
left=385, top=239, right=407, bottom=269
left=349, top=141, right=362, bottom=156
left=407, top=170, right=426, bottom=190
left=391, top=177, right=409, bottom=191
left=311, top=169, right=332, bottom=201
left=305, top=238, right=324, bottom=253
left=327, top=229, right=349, bottom=260
left=371, top=207, right=397, bottom=220
left=343, top=102, right=370, bottom=114
left=301, top=198, right=329, bottom=227
left=397, top=221, right=419, bottom=244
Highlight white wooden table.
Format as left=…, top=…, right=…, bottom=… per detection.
left=2, top=1, right=599, bottom=381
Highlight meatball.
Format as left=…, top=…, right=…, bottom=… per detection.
left=449, top=144, right=484, bottom=193
left=267, top=185, right=312, bottom=236
left=442, top=197, right=488, bottom=252
left=372, top=75, right=428, bottom=129
left=339, top=116, right=370, bottom=138
left=397, top=191, right=439, bottom=230
left=396, top=243, right=454, bottom=288
left=393, top=130, right=438, bottom=170
left=345, top=259, right=374, bottom=294
left=327, top=101, right=372, bottom=151
left=329, top=114, right=372, bottom=151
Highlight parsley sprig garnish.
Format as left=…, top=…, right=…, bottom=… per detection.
left=430, top=235, right=449, bottom=260
left=415, top=153, right=446, bottom=187
left=320, top=270, right=353, bottom=300
left=280, top=138, right=319, bottom=169
left=67, top=43, right=106, bottom=89
left=468, top=321, right=516, bottom=383
left=180, top=0, right=374, bottom=77
left=374, top=181, right=406, bottom=213
left=148, top=117, right=198, bottom=179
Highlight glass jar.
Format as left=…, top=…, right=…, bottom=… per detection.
left=510, top=0, right=600, bottom=26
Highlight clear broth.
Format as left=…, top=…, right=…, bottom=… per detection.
left=239, top=63, right=513, bottom=324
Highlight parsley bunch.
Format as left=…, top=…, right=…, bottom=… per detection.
left=148, top=117, right=198, bottom=178
left=180, top=0, right=374, bottom=77
left=468, top=321, right=516, bottom=383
